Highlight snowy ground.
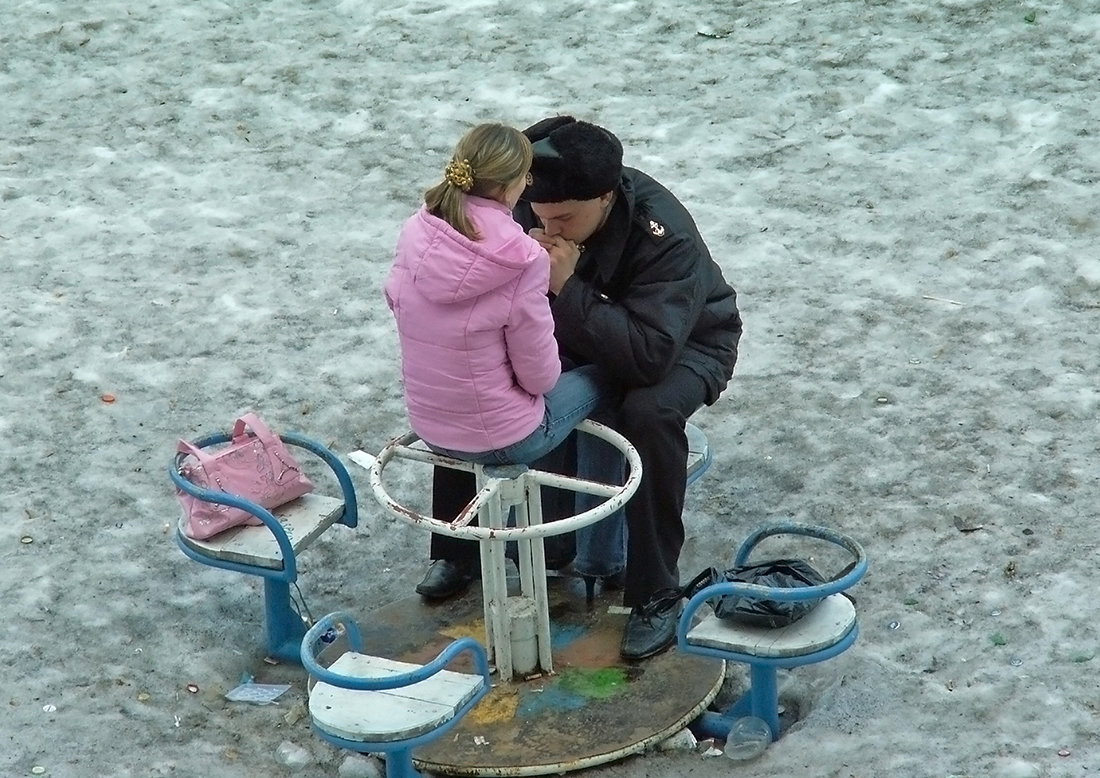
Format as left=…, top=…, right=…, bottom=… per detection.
left=3, top=1, right=1100, bottom=776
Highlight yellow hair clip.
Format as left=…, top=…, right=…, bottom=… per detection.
left=444, top=158, right=474, bottom=192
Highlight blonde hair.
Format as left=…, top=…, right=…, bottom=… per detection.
left=425, top=123, right=532, bottom=240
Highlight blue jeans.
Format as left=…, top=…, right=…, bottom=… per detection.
left=426, top=365, right=607, bottom=466
left=572, top=430, right=627, bottom=578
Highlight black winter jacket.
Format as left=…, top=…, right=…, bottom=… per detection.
left=515, top=168, right=742, bottom=405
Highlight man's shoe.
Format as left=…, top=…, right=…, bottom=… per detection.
left=415, top=559, right=477, bottom=600
left=620, top=590, right=683, bottom=660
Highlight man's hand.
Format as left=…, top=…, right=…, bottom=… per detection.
left=530, top=228, right=582, bottom=295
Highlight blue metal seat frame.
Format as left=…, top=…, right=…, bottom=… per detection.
left=676, top=522, right=868, bottom=741
left=169, top=430, right=358, bottom=662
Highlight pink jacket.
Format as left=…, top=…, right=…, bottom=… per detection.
left=384, top=197, right=561, bottom=452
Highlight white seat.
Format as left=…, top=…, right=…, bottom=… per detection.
left=685, top=421, right=711, bottom=486
left=686, top=593, right=856, bottom=659
left=301, top=612, right=491, bottom=778
left=310, top=653, right=485, bottom=742
left=178, top=494, right=345, bottom=570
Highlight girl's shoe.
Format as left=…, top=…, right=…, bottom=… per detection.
left=581, top=568, right=626, bottom=606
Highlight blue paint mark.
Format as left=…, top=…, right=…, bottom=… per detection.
left=519, top=684, right=587, bottom=716
left=550, top=624, right=587, bottom=650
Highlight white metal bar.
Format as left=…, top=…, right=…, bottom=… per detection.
left=525, top=480, right=553, bottom=674
left=483, top=482, right=512, bottom=681
left=367, top=422, right=641, bottom=542
left=362, top=420, right=645, bottom=683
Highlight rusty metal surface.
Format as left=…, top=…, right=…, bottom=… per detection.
left=361, top=577, right=724, bottom=776
left=367, top=420, right=644, bottom=542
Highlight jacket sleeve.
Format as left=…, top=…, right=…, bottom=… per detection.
left=504, top=250, right=562, bottom=396
left=551, top=233, right=706, bottom=387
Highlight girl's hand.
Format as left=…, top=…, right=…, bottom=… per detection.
left=529, top=228, right=554, bottom=250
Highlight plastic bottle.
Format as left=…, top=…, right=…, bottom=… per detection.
left=723, top=716, right=772, bottom=761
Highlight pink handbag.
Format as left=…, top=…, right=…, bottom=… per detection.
left=176, top=413, right=315, bottom=540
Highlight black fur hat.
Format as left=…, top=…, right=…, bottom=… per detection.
left=522, top=116, right=623, bottom=203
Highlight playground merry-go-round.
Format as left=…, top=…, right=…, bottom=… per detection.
left=170, top=416, right=866, bottom=776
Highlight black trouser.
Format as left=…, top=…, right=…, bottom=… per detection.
left=429, top=365, right=709, bottom=607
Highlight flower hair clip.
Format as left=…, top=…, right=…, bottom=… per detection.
left=444, top=158, right=474, bottom=192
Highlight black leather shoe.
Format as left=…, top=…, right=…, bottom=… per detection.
left=620, top=590, right=683, bottom=660
left=415, top=559, right=477, bottom=600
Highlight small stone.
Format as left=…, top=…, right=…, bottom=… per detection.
left=284, top=701, right=306, bottom=725
left=275, top=741, right=312, bottom=769
left=953, top=514, right=984, bottom=532
left=338, top=753, right=385, bottom=778
left=656, top=727, right=697, bottom=751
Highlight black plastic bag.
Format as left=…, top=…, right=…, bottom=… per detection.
left=714, top=558, right=827, bottom=628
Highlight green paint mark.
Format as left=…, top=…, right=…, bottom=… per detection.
left=517, top=667, right=632, bottom=717
left=558, top=667, right=629, bottom=699
left=989, top=632, right=1007, bottom=646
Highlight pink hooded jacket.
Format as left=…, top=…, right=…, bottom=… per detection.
left=384, top=196, right=561, bottom=452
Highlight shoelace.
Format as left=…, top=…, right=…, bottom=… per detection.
left=636, top=567, right=720, bottom=618
left=636, top=588, right=683, bottom=619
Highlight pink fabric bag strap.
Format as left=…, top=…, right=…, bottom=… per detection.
left=175, top=412, right=281, bottom=463
left=233, top=412, right=279, bottom=447
left=176, top=437, right=212, bottom=464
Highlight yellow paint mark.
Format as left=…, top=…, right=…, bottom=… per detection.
left=439, top=620, right=485, bottom=642
left=468, top=686, right=520, bottom=725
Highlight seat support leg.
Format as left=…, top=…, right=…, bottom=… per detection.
left=690, top=708, right=739, bottom=741
left=385, top=748, right=423, bottom=778
left=263, top=579, right=307, bottom=663
left=691, top=664, right=781, bottom=742
left=747, top=664, right=780, bottom=740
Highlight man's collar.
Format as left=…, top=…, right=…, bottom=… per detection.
left=582, top=174, right=634, bottom=280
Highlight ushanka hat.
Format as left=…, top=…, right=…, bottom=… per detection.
left=522, top=116, right=623, bottom=203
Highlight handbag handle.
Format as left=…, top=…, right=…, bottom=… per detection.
left=176, top=412, right=280, bottom=464
left=176, top=436, right=216, bottom=465
left=233, top=412, right=279, bottom=447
